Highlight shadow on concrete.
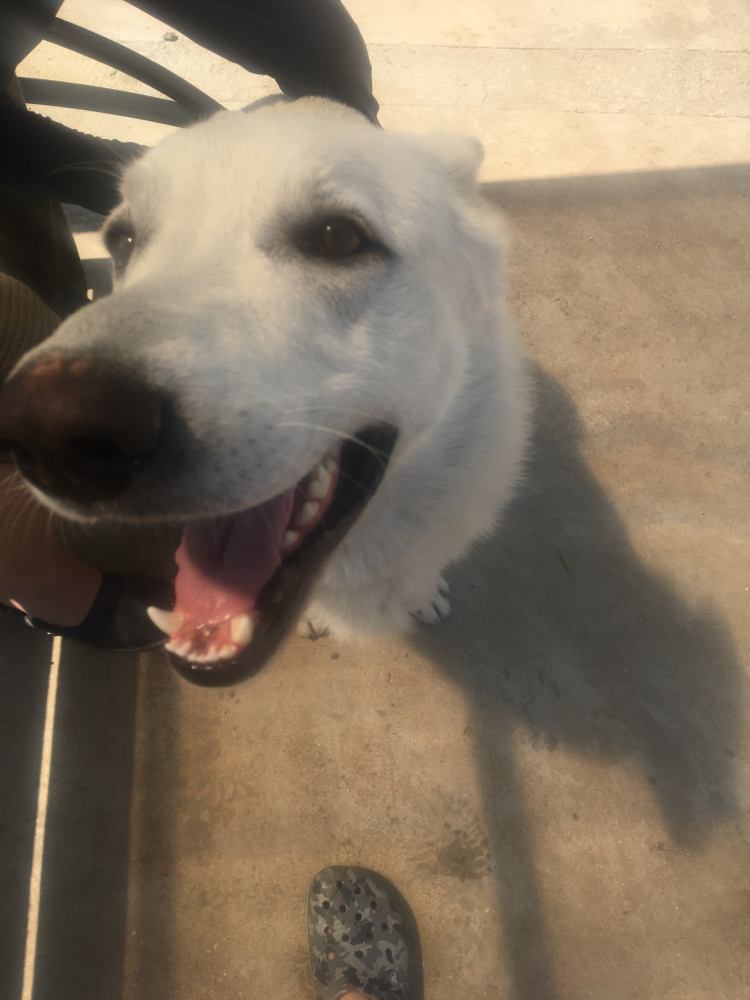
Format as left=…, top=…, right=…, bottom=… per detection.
left=10, top=644, right=181, bottom=1000
left=81, top=257, right=114, bottom=299
left=126, top=651, right=182, bottom=1000
left=62, top=204, right=113, bottom=299
left=406, top=162, right=749, bottom=1000
left=63, top=205, right=104, bottom=234
left=0, top=620, right=54, bottom=999
left=413, top=362, right=743, bottom=998
left=29, top=644, right=140, bottom=1000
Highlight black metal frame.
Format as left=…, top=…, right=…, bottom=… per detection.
left=19, top=16, right=224, bottom=126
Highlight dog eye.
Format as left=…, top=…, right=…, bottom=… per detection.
left=105, top=222, right=136, bottom=272
left=319, top=218, right=363, bottom=256
left=298, top=216, right=378, bottom=260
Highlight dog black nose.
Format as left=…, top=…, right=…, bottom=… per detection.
left=0, top=353, right=162, bottom=504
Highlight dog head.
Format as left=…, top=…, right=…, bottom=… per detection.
left=0, top=98, right=501, bottom=678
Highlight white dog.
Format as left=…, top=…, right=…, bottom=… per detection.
left=0, top=98, right=529, bottom=682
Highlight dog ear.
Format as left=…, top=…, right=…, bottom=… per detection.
left=416, top=134, right=485, bottom=192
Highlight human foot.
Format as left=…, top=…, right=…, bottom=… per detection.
left=308, top=866, right=412, bottom=1000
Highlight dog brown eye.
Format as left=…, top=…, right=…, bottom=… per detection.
left=106, top=223, right=136, bottom=272
left=319, top=218, right=362, bottom=256
left=292, top=215, right=387, bottom=262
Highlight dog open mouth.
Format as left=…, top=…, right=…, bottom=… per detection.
left=148, top=424, right=397, bottom=685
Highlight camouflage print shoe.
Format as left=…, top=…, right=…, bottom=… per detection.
left=308, top=866, right=411, bottom=1000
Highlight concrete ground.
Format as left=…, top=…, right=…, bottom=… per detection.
left=2, top=2, right=749, bottom=998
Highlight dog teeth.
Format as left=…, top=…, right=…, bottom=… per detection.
left=305, top=462, right=332, bottom=500
left=176, top=643, right=238, bottom=666
left=162, top=616, right=252, bottom=661
left=322, top=456, right=337, bottom=474
left=165, top=639, right=192, bottom=659
left=230, top=613, right=254, bottom=647
left=147, top=606, right=184, bottom=636
left=281, top=529, right=299, bottom=552
left=296, top=500, right=319, bottom=526
left=186, top=649, right=211, bottom=664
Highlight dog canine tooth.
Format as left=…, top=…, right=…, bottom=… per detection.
left=281, top=529, right=299, bottom=552
left=147, top=605, right=184, bottom=636
left=296, top=500, right=319, bottom=526
left=305, top=464, right=331, bottom=500
left=322, top=457, right=337, bottom=474
left=230, top=613, right=253, bottom=646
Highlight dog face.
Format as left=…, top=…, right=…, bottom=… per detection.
left=0, top=99, right=519, bottom=680
left=13, top=100, right=486, bottom=521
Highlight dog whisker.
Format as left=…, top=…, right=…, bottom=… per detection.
left=275, top=422, right=392, bottom=473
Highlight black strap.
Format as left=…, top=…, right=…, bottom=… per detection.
left=28, top=571, right=123, bottom=643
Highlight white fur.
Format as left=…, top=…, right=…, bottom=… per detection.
left=21, top=98, right=530, bottom=637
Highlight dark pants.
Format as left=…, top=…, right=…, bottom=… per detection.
left=0, top=79, right=88, bottom=327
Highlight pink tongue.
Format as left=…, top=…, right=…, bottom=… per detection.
left=174, top=488, right=295, bottom=625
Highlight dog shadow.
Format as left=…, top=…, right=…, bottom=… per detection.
left=62, top=204, right=112, bottom=300
left=411, top=362, right=743, bottom=999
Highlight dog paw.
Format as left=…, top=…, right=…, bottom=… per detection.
left=415, top=576, right=451, bottom=625
left=297, top=618, right=331, bottom=640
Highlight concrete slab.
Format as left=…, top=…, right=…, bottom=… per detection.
left=345, top=0, right=750, bottom=50
left=3, top=2, right=749, bottom=1000
left=18, top=0, right=750, bottom=180
left=60, top=0, right=750, bottom=51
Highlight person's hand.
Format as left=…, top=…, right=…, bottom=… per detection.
left=0, top=464, right=101, bottom=626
